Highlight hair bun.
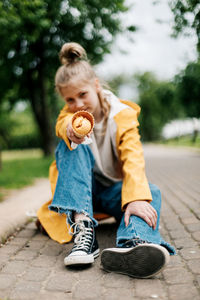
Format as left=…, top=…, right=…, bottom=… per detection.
left=59, top=42, right=87, bottom=65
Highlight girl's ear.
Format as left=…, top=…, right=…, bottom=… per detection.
left=95, top=78, right=101, bottom=92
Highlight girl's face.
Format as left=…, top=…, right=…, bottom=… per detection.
left=60, top=79, right=102, bottom=121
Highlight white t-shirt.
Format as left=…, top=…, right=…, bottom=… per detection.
left=89, top=91, right=131, bottom=186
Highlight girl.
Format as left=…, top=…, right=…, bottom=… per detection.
left=37, top=42, right=175, bottom=278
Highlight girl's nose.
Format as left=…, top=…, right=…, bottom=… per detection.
left=76, top=100, right=85, bottom=110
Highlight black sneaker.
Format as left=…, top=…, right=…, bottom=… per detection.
left=64, top=220, right=99, bottom=266
left=101, top=238, right=170, bottom=278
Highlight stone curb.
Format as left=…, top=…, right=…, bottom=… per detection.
left=0, top=179, right=51, bottom=243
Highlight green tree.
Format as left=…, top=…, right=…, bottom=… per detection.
left=136, top=72, right=180, bottom=141
left=169, top=0, right=200, bottom=137
left=174, top=60, right=200, bottom=118
left=169, top=0, right=200, bottom=54
left=0, top=0, right=135, bottom=155
left=109, top=74, right=130, bottom=95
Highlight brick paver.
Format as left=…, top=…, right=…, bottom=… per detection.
left=0, top=145, right=199, bottom=300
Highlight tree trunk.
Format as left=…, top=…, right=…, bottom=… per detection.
left=31, top=91, right=55, bottom=156
left=0, top=148, right=1, bottom=171
left=27, top=72, right=55, bottom=156
left=192, top=130, right=198, bottom=143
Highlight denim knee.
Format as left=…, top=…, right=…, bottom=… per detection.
left=55, top=140, right=95, bottom=165
left=149, top=183, right=161, bottom=203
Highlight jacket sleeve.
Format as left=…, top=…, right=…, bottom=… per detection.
left=114, top=107, right=152, bottom=210
left=55, top=105, right=74, bottom=150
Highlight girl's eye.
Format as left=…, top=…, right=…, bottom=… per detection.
left=66, top=98, right=74, bottom=103
left=80, top=92, right=87, bottom=97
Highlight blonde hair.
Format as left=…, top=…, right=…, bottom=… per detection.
left=55, top=42, right=110, bottom=133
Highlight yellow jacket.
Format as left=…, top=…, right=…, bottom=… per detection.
left=37, top=92, right=152, bottom=244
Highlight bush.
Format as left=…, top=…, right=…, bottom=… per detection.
left=3, top=105, right=43, bottom=150
left=7, top=133, right=42, bottom=150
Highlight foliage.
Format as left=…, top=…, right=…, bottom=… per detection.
left=169, top=0, right=200, bottom=53
left=0, top=94, right=16, bottom=150
left=135, top=72, right=182, bottom=141
left=165, top=1, right=200, bottom=140
left=174, top=59, right=200, bottom=118
left=6, top=106, right=42, bottom=150
left=8, top=132, right=41, bottom=150
left=108, top=72, right=184, bottom=141
left=0, top=109, right=14, bottom=149
left=109, top=74, right=130, bottom=95
left=1, top=105, right=44, bottom=150
left=0, top=0, right=135, bottom=155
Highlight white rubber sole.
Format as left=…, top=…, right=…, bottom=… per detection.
left=64, top=248, right=100, bottom=266
left=101, top=244, right=170, bottom=278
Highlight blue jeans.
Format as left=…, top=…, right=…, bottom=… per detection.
left=49, top=141, right=175, bottom=255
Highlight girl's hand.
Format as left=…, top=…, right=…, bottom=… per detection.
left=66, top=123, right=85, bottom=144
left=124, top=200, right=157, bottom=230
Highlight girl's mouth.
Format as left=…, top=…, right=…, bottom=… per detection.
left=82, top=108, right=89, bottom=112
left=75, top=107, right=89, bottom=112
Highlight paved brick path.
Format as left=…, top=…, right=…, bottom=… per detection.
left=0, top=145, right=199, bottom=300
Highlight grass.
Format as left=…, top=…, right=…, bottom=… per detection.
left=157, top=135, right=200, bottom=150
left=0, top=157, right=53, bottom=189
left=0, top=149, right=54, bottom=201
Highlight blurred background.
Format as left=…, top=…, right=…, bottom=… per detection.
left=0, top=0, right=199, bottom=196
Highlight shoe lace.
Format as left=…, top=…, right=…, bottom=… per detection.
left=70, top=221, right=93, bottom=252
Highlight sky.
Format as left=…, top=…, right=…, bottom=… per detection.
left=96, top=0, right=197, bottom=99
